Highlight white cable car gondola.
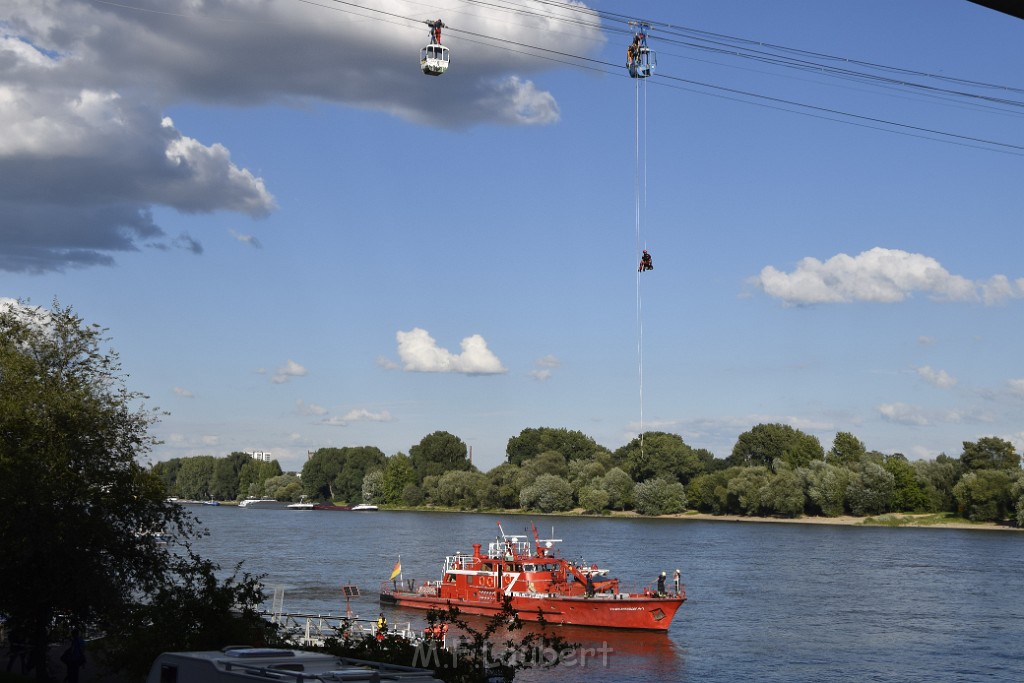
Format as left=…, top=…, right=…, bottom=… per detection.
left=421, top=19, right=450, bottom=76
left=627, top=21, right=655, bottom=79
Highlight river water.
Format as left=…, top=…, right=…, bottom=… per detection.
left=188, top=508, right=1023, bottom=683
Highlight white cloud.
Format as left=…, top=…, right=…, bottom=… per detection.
left=0, top=0, right=603, bottom=273
left=321, top=409, right=394, bottom=427
left=918, top=336, right=936, bottom=346
left=1009, top=378, right=1024, bottom=397
left=295, top=400, right=327, bottom=416
left=530, top=354, right=560, bottom=380
left=229, top=229, right=262, bottom=248
left=754, top=247, right=1023, bottom=306
left=271, top=359, right=308, bottom=384
left=878, top=402, right=929, bottom=426
left=395, top=328, right=506, bottom=375
left=172, top=386, right=194, bottom=398
left=376, top=356, right=399, bottom=370
left=915, top=366, right=957, bottom=389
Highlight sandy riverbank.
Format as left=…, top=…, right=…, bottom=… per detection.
left=653, top=511, right=1022, bottom=531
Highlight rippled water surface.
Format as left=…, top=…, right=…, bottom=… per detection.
left=189, top=508, right=1024, bottom=682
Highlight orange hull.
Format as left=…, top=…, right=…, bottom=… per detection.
left=380, top=589, right=683, bottom=631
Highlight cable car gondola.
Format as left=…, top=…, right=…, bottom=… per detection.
left=627, top=21, right=655, bottom=79
left=421, top=19, right=450, bottom=76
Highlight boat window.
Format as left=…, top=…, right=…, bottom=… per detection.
left=524, top=564, right=535, bottom=571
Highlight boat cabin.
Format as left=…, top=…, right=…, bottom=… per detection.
left=420, top=44, right=449, bottom=76
left=427, top=534, right=619, bottom=602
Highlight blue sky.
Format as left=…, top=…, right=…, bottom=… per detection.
left=4, top=0, right=1023, bottom=473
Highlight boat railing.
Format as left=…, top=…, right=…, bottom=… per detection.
left=262, top=611, right=419, bottom=646
left=380, top=579, right=441, bottom=598
left=443, top=552, right=476, bottom=572
left=486, top=539, right=530, bottom=559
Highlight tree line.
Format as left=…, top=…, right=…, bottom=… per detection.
left=154, top=424, right=1024, bottom=527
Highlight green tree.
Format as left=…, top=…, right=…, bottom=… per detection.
left=238, top=458, right=283, bottom=499
left=519, top=450, right=569, bottom=479
left=686, top=470, right=732, bottom=514
left=175, top=455, right=217, bottom=500
left=846, top=463, right=895, bottom=516
left=568, top=458, right=607, bottom=496
left=519, top=474, right=574, bottom=512
left=633, top=477, right=688, bottom=516
left=763, top=464, right=806, bottom=517
left=362, top=469, right=385, bottom=504
left=410, top=431, right=472, bottom=481
left=302, top=447, right=386, bottom=502
left=210, top=451, right=250, bottom=501
left=432, top=470, right=489, bottom=508
left=729, top=423, right=824, bottom=469
left=505, top=427, right=609, bottom=466
left=883, top=454, right=928, bottom=512
left=960, top=436, right=1021, bottom=472
left=263, top=473, right=302, bottom=501
left=379, top=453, right=417, bottom=505
left=577, top=486, right=610, bottom=513
left=0, top=301, right=267, bottom=679
left=151, top=458, right=183, bottom=496
left=615, top=432, right=706, bottom=485
left=828, top=431, right=867, bottom=467
left=1010, top=474, right=1024, bottom=527
left=805, top=461, right=853, bottom=517
left=483, top=463, right=524, bottom=509
left=599, top=467, right=634, bottom=511
left=953, top=469, right=1017, bottom=522
left=301, top=449, right=343, bottom=501
left=913, top=456, right=960, bottom=513
left=726, top=466, right=772, bottom=515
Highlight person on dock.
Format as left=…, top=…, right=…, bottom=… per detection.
left=656, top=571, right=666, bottom=597
left=585, top=573, right=595, bottom=598
left=376, top=613, right=388, bottom=640
left=673, top=568, right=681, bottom=596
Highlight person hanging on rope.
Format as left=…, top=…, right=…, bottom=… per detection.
left=627, top=33, right=641, bottom=68
left=638, top=249, right=653, bottom=272
left=427, top=19, right=446, bottom=45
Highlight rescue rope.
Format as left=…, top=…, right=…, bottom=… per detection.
left=634, top=75, right=647, bottom=457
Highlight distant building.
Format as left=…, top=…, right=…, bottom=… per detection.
left=248, top=451, right=272, bottom=462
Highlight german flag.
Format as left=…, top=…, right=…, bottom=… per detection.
left=389, top=558, right=402, bottom=580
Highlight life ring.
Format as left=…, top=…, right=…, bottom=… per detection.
left=484, top=575, right=494, bottom=588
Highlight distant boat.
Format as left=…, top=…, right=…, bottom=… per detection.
left=286, top=502, right=315, bottom=510
left=238, top=498, right=288, bottom=509
left=312, top=503, right=379, bottom=511
left=351, top=503, right=379, bottom=512
left=203, top=500, right=221, bottom=506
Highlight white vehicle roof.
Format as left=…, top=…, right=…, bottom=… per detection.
left=147, top=647, right=440, bottom=683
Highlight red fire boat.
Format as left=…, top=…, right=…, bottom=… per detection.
left=379, top=522, right=685, bottom=631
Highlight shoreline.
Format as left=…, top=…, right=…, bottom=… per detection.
left=665, top=511, right=1021, bottom=531
left=375, top=506, right=1021, bottom=532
